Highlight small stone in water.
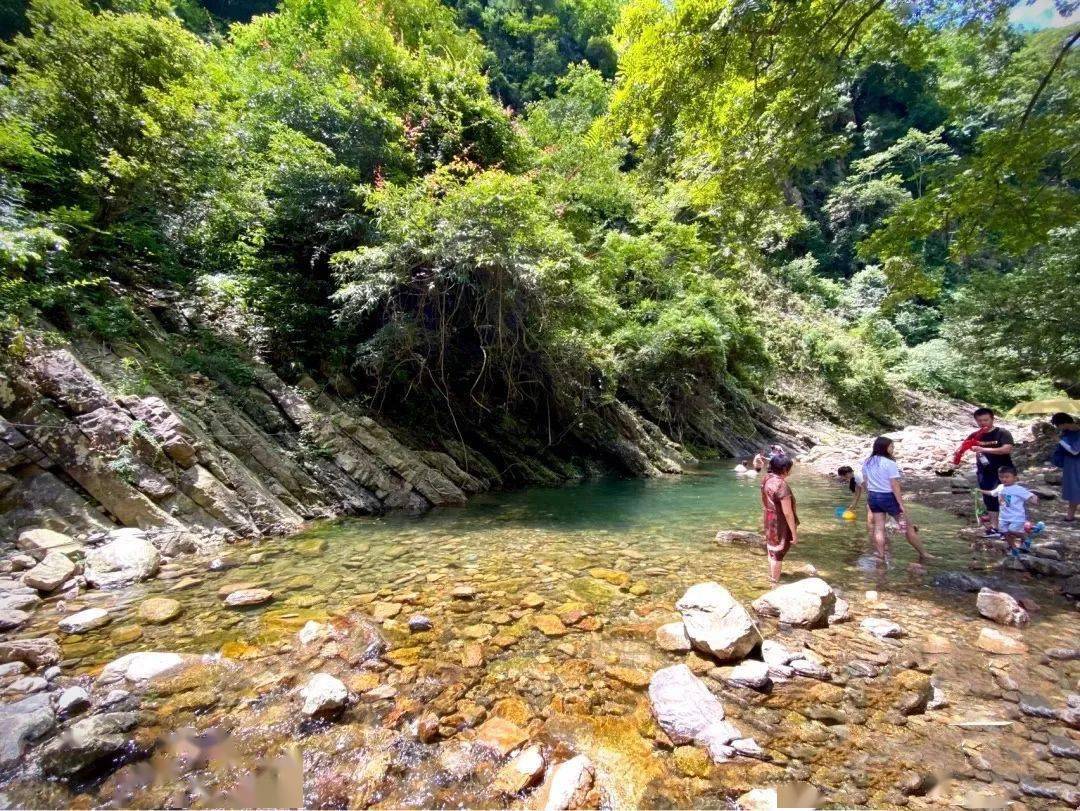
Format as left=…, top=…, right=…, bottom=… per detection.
left=300, top=673, right=348, bottom=717
left=461, top=643, right=484, bottom=668
left=534, top=614, right=568, bottom=637
left=298, top=621, right=328, bottom=645
left=109, top=625, right=143, bottom=646
left=861, top=618, right=903, bottom=639
left=0, top=610, right=29, bottom=631
left=472, top=716, right=528, bottom=757
left=407, top=614, right=432, bottom=632
left=451, top=585, right=476, bottom=599
left=224, top=588, right=273, bottom=607
left=137, top=597, right=182, bottom=625
left=58, top=608, right=110, bottom=634
left=521, top=592, right=545, bottom=608
left=492, top=744, right=545, bottom=794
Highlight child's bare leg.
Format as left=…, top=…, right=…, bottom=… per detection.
left=872, top=513, right=887, bottom=562
left=902, top=519, right=932, bottom=562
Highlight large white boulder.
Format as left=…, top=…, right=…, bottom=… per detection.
left=675, top=582, right=761, bottom=662
left=751, top=578, right=836, bottom=628
left=648, top=664, right=741, bottom=762
left=84, top=535, right=160, bottom=587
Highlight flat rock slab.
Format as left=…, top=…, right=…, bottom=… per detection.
left=976, top=627, right=1028, bottom=655
left=472, top=716, right=528, bottom=757
left=23, top=551, right=76, bottom=592
left=0, top=637, right=62, bottom=669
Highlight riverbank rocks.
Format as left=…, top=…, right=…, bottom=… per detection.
left=648, top=664, right=739, bottom=761
left=655, top=622, right=692, bottom=652
left=224, top=588, right=273, bottom=607
left=0, top=693, right=55, bottom=769
left=976, top=627, right=1028, bottom=655
left=57, top=686, right=91, bottom=718
left=751, top=578, right=836, bottom=628
left=300, top=673, right=348, bottom=717
left=676, top=583, right=761, bottom=662
left=976, top=588, right=1029, bottom=627
left=59, top=608, right=111, bottom=634
left=532, top=755, right=595, bottom=811
left=84, top=534, right=160, bottom=587
left=17, top=528, right=82, bottom=560
left=0, top=636, right=62, bottom=669
left=23, top=551, right=75, bottom=592
left=40, top=711, right=140, bottom=779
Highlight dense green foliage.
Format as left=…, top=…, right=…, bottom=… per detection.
left=2, top=0, right=1077, bottom=463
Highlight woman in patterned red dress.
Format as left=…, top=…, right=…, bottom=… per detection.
left=761, top=454, right=799, bottom=583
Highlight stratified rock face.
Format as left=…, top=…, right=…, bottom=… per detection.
left=751, top=578, right=837, bottom=628
left=976, top=588, right=1030, bottom=627
left=676, top=583, right=761, bottom=662
left=648, top=665, right=739, bottom=760
left=117, top=395, right=200, bottom=467
left=26, top=350, right=111, bottom=415
left=84, top=535, right=161, bottom=587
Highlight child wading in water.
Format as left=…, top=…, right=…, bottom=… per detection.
left=979, top=465, right=1039, bottom=556
left=862, top=437, right=932, bottom=565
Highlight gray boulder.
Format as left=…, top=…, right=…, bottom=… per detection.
left=16, top=528, right=82, bottom=561
left=675, top=582, right=761, bottom=662
left=976, top=588, right=1029, bottom=627
left=40, top=711, right=139, bottom=778
left=0, top=692, right=55, bottom=769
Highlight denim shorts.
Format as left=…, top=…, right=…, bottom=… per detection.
left=868, top=491, right=903, bottom=516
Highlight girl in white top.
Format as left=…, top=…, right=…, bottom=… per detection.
left=862, top=436, right=932, bottom=565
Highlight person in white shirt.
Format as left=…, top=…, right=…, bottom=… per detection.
left=979, top=465, right=1038, bottom=555
left=862, top=436, right=932, bottom=565
left=838, top=465, right=866, bottom=522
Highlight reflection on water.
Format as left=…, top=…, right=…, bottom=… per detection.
left=5, top=466, right=1078, bottom=809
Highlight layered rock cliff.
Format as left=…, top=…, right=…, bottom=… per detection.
left=0, top=290, right=774, bottom=550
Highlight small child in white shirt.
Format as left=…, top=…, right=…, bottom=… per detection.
left=980, top=465, right=1038, bottom=555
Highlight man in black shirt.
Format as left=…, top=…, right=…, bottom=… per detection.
left=972, top=407, right=1014, bottom=535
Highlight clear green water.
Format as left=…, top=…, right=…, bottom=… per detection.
left=7, top=466, right=1078, bottom=809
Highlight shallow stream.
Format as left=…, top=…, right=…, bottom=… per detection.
left=5, top=467, right=1079, bottom=808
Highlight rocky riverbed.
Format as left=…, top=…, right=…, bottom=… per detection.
left=0, top=468, right=1077, bottom=809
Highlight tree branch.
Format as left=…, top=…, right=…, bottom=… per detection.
left=1018, top=27, right=1080, bottom=131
